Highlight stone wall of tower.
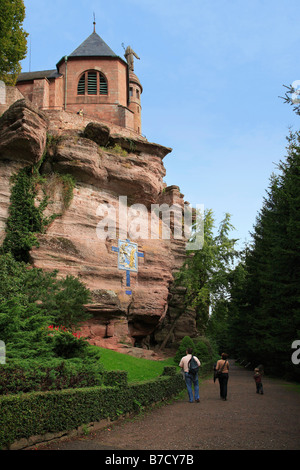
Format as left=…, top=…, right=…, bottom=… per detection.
left=58, top=58, right=128, bottom=115
left=128, top=72, right=142, bottom=134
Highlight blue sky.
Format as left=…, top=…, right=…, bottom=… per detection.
left=21, top=0, right=300, bottom=250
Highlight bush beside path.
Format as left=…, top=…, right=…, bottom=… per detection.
left=34, top=360, right=300, bottom=451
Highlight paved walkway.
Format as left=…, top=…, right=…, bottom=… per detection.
left=36, top=361, right=300, bottom=451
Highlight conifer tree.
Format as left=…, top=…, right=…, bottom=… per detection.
left=227, top=130, right=300, bottom=379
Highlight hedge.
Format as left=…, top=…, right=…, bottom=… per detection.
left=0, top=360, right=103, bottom=394
left=102, top=370, right=128, bottom=388
left=0, top=367, right=185, bottom=449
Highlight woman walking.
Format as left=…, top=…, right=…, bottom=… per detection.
left=215, top=353, right=229, bottom=400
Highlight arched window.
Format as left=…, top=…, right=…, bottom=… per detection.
left=77, top=74, right=85, bottom=95
left=100, top=74, right=108, bottom=94
left=88, top=71, right=97, bottom=95
left=77, top=71, right=108, bottom=95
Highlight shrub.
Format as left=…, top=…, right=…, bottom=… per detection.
left=50, top=327, right=89, bottom=359
left=108, top=144, right=128, bottom=157
left=0, top=253, right=91, bottom=334
left=174, top=336, right=195, bottom=364
left=174, top=335, right=219, bottom=372
left=193, top=337, right=211, bottom=363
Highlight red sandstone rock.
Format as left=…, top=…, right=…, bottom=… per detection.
left=47, top=134, right=166, bottom=207
left=0, top=160, right=26, bottom=245
left=83, top=122, right=110, bottom=147
left=0, top=99, right=48, bottom=163
left=0, top=102, right=197, bottom=353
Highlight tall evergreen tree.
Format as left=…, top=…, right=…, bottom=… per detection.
left=227, top=130, right=300, bottom=379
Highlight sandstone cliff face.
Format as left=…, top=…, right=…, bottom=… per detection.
left=0, top=99, right=48, bottom=163
left=0, top=99, right=198, bottom=356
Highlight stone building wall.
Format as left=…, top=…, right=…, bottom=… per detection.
left=0, top=84, right=24, bottom=115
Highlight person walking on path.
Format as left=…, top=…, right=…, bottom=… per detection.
left=215, top=352, right=229, bottom=400
left=254, top=368, right=264, bottom=394
left=179, top=348, right=201, bottom=403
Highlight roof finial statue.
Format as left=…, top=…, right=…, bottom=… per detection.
left=123, top=45, right=140, bottom=72
left=93, top=12, right=96, bottom=33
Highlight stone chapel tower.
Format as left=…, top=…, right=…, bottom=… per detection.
left=15, top=27, right=143, bottom=134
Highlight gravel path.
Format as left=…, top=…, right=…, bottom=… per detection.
left=36, top=360, right=300, bottom=451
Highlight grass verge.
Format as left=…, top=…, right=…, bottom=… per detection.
left=95, top=346, right=177, bottom=383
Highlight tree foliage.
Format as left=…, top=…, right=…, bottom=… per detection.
left=207, top=252, right=247, bottom=355
left=0, top=251, right=101, bottom=393
left=0, top=252, right=92, bottom=348
left=2, top=159, right=75, bottom=263
left=174, top=335, right=219, bottom=367
left=176, top=210, right=237, bottom=332
left=0, top=0, right=28, bottom=85
left=227, top=131, right=300, bottom=380
left=2, top=166, right=57, bottom=262
left=280, top=83, right=300, bottom=116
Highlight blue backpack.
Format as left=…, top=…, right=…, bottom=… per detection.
left=188, top=356, right=199, bottom=376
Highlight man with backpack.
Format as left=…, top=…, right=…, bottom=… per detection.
left=179, top=348, right=201, bottom=403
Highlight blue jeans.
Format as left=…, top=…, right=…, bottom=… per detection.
left=185, top=372, right=199, bottom=402
left=256, top=382, right=264, bottom=394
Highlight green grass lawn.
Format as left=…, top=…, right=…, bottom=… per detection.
left=95, top=347, right=178, bottom=383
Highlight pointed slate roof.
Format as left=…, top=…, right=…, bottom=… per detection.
left=69, top=31, right=118, bottom=58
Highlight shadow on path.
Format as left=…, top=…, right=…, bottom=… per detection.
left=35, top=360, right=300, bottom=450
